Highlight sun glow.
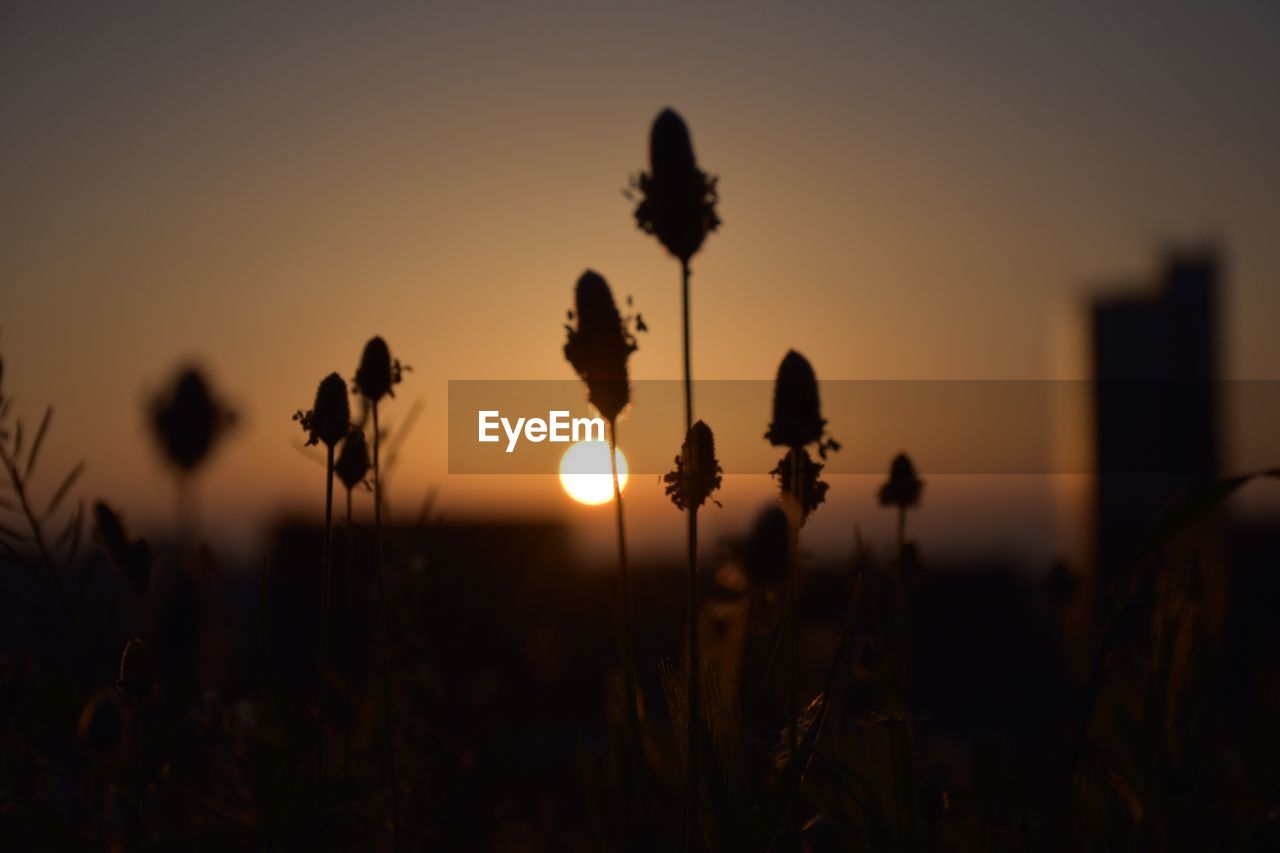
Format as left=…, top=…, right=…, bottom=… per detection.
left=558, top=440, right=628, bottom=505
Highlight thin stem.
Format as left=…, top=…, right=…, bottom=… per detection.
left=681, top=260, right=693, bottom=433
left=177, top=474, right=198, bottom=547
left=609, top=419, right=643, bottom=845
left=787, top=449, right=803, bottom=850
left=898, top=506, right=906, bottom=558
left=685, top=505, right=700, bottom=853
left=319, top=443, right=335, bottom=826
left=342, top=487, right=354, bottom=851
left=135, top=700, right=145, bottom=849
left=893, top=503, right=918, bottom=852
left=373, top=401, right=402, bottom=850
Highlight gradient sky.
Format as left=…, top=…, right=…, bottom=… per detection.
left=2, top=2, right=1278, bottom=567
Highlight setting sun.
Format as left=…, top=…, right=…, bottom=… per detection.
left=558, top=440, right=628, bottom=505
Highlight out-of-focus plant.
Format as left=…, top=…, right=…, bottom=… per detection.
left=148, top=366, right=237, bottom=537
left=876, top=452, right=926, bottom=850
left=663, top=419, right=722, bottom=851
left=0, top=347, right=91, bottom=666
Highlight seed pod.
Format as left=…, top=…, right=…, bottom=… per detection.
left=771, top=447, right=829, bottom=525
left=877, top=452, right=924, bottom=509
left=740, top=505, right=791, bottom=588
left=663, top=420, right=722, bottom=511
left=150, top=367, right=236, bottom=472
left=766, top=351, right=826, bottom=450
left=563, top=271, right=636, bottom=423
left=117, top=637, right=154, bottom=701
left=355, top=336, right=392, bottom=401
left=335, top=427, right=370, bottom=491
left=631, top=108, right=720, bottom=264
left=296, top=372, right=350, bottom=448
left=354, top=336, right=407, bottom=402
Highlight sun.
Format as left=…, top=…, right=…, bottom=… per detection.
left=559, top=440, right=628, bottom=505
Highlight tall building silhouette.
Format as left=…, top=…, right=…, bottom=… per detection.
left=1090, top=247, right=1220, bottom=590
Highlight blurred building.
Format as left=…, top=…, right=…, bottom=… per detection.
left=1090, top=247, right=1220, bottom=594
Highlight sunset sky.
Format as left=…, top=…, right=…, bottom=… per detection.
left=3, top=2, right=1278, bottom=567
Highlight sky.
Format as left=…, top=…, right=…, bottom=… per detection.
left=2, top=2, right=1278, bottom=568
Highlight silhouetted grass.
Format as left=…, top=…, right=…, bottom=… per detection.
left=295, top=371, right=350, bottom=831
left=354, top=334, right=407, bottom=850
left=663, top=420, right=722, bottom=851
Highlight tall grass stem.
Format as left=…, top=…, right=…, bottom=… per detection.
left=609, top=418, right=643, bottom=846
left=681, top=260, right=693, bottom=432
left=372, top=401, right=402, bottom=850
left=319, top=443, right=335, bottom=827
left=685, top=504, right=700, bottom=853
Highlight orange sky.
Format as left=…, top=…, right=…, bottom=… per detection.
left=2, top=3, right=1278, bottom=566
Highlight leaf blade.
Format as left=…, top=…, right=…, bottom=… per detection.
left=45, top=460, right=85, bottom=518
left=25, top=407, right=52, bottom=479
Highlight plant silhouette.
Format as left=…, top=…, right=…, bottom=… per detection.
left=352, top=335, right=405, bottom=850
left=630, top=107, right=720, bottom=433
left=294, top=370, right=350, bottom=830
left=564, top=270, right=647, bottom=846
left=765, top=348, right=837, bottom=851
left=663, top=419, right=722, bottom=851
left=149, top=366, right=236, bottom=538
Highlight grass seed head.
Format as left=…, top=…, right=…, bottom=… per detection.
left=295, top=372, right=350, bottom=449
left=563, top=270, right=636, bottom=423
left=771, top=446, right=829, bottom=525
left=355, top=335, right=407, bottom=402
left=335, top=427, right=371, bottom=492
left=878, top=452, right=924, bottom=509
left=663, top=420, right=723, bottom=511
left=766, top=350, right=830, bottom=451
left=150, top=367, right=236, bottom=473
left=630, top=107, right=720, bottom=264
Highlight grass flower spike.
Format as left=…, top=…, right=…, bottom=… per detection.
left=664, top=420, right=722, bottom=850
left=354, top=335, right=408, bottom=403
left=295, top=373, right=351, bottom=448
left=766, top=350, right=838, bottom=456
left=879, top=452, right=924, bottom=510
left=150, top=367, right=236, bottom=473
left=564, top=270, right=637, bottom=424
left=771, top=447, right=830, bottom=525
left=663, top=420, right=723, bottom=512
left=335, top=427, right=371, bottom=492
left=631, top=108, right=720, bottom=265
left=630, top=107, right=719, bottom=432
